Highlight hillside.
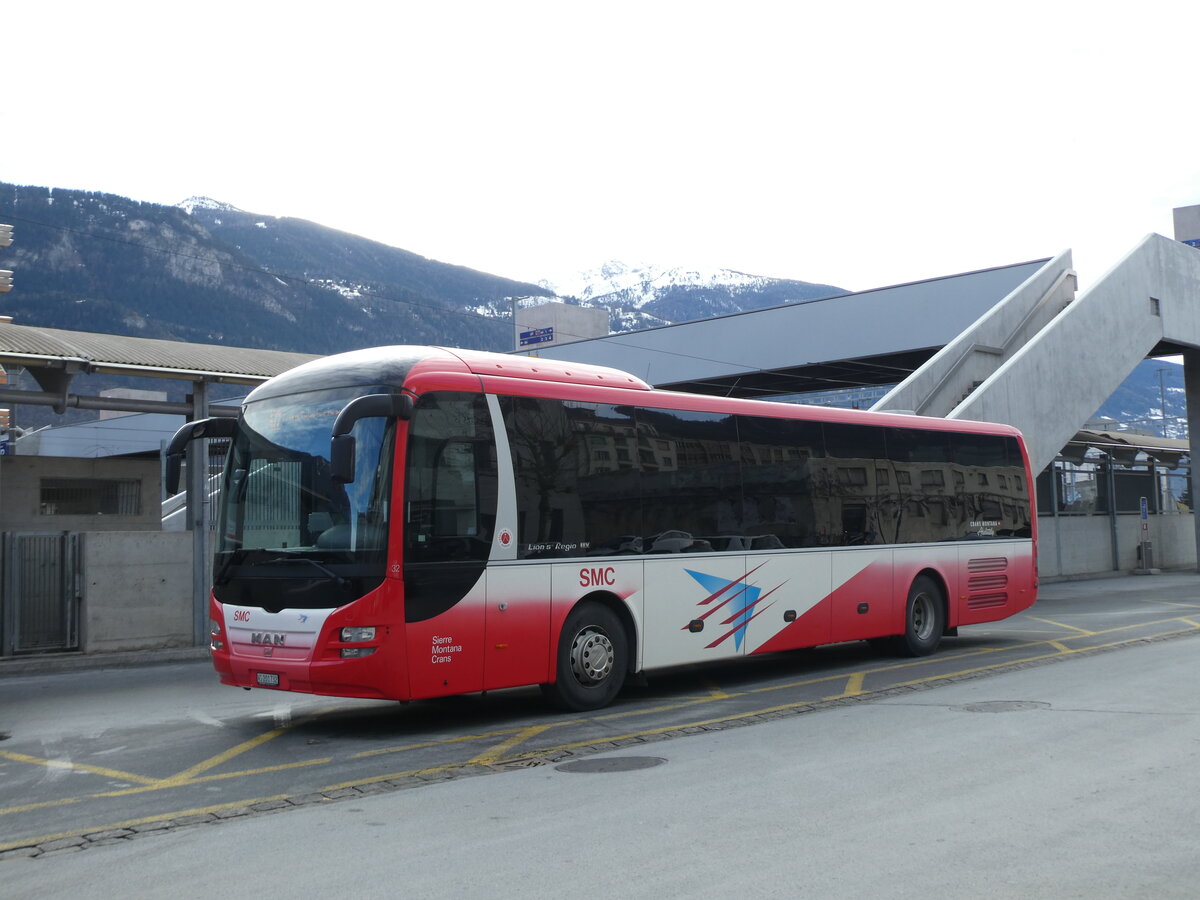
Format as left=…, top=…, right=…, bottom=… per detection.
left=0, top=183, right=549, bottom=355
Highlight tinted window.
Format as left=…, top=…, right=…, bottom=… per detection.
left=406, top=392, right=497, bottom=563
left=954, top=434, right=1031, bottom=538
left=738, top=415, right=825, bottom=548
left=503, top=398, right=643, bottom=558
left=886, top=428, right=955, bottom=543
left=821, top=423, right=888, bottom=545
left=637, top=407, right=741, bottom=553
left=498, top=397, right=1030, bottom=555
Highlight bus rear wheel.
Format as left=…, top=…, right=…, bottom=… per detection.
left=897, top=575, right=944, bottom=656
left=543, top=602, right=628, bottom=711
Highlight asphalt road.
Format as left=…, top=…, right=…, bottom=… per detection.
left=3, top=573, right=1200, bottom=897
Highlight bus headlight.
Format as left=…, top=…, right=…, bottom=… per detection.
left=210, top=618, right=225, bottom=651
left=341, top=626, right=376, bottom=642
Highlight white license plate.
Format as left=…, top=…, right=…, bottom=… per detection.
left=256, top=672, right=281, bottom=686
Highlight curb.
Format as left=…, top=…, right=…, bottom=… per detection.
left=0, top=647, right=209, bottom=676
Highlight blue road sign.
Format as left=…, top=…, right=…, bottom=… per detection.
left=520, top=327, right=554, bottom=346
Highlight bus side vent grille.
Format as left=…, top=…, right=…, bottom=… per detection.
left=968, top=574, right=1009, bottom=592
left=968, top=557, right=1008, bottom=573
left=967, top=592, right=1008, bottom=610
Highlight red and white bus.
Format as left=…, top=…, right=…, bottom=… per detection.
left=168, top=345, right=1037, bottom=711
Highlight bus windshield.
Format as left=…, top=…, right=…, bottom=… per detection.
left=214, top=386, right=395, bottom=610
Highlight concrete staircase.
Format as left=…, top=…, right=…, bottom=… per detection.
left=874, top=235, right=1200, bottom=473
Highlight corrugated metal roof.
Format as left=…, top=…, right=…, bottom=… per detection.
left=0, top=322, right=319, bottom=383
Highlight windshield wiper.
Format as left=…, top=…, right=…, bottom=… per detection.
left=260, top=555, right=349, bottom=587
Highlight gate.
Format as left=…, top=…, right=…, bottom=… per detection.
left=1, top=532, right=80, bottom=656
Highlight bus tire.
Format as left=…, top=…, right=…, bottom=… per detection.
left=897, top=575, right=944, bottom=656
left=544, top=602, right=628, bottom=711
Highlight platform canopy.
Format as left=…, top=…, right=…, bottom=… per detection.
left=0, top=322, right=318, bottom=416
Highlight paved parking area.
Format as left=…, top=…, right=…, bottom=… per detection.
left=2, top=573, right=1199, bottom=863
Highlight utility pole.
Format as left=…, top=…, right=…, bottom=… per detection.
left=1157, top=366, right=1169, bottom=437
left=511, top=296, right=531, bottom=352
left=0, top=222, right=12, bottom=295
left=0, top=223, right=13, bottom=456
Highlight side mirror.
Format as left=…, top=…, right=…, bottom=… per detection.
left=330, top=393, right=413, bottom=484
left=165, top=416, right=237, bottom=494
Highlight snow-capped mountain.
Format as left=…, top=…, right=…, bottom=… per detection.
left=540, top=260, right=772, bottom=306
left=177, top=196, right=243, bottom=215
left=536, top=260, right=847, bottom=334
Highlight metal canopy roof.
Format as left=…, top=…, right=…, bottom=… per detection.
left=0, top=322, right=318, bottom=417
left=523, top=260, right=1052, bottom=398
left=0, top=322, right=317, bottom=382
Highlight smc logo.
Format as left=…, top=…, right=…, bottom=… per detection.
left=579, top=567, right=616, bottom=588
left=233, top=609, right=251, bottom=622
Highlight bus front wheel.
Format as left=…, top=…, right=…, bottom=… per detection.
left=897, top=575, right=944, bottom=656
left=543, top=602, right=628, bottom=711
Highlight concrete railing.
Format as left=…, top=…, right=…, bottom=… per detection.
left=874, top=249, right=1076, bottom=419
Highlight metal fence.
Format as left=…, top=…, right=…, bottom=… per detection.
left=1, top=531, right=80, bottom=656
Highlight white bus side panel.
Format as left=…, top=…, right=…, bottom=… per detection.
left=641, top=556, right=751, bottom=669
left=741, top=551, right=835, bottom=654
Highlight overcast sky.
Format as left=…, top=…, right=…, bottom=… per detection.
left=6, top=1, right=1199, bottom=293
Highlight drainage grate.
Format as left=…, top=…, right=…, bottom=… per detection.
left=490, top=757, right=550, bottom=770
left=956, top=700, right=1051, bottom=713
left=555, top=756, right=666, bottom=774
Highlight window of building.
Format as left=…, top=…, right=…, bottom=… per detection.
left=40, top=478, right=142, bottom=516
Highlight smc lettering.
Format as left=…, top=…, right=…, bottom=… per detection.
left=579, top=566, right=616, bottom=588
left=233, top=609, right=251, bottom=622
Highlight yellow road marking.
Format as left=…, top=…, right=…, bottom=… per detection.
left=0, top=794, right=290, bottom=854
left=469, top=724, right=561, bottom=766
left=352, top=726, right=552, bottom=759
left=700, top=680, right=735, bottom=700
left=0, top=758, right=332, bottom=817
left=1028, top=616, right=1096, bottom=636
left=0, top=750, right=159, bottom=786
left=156, top=705, right=338, bottom=786
left=838, top=672, right=866, bottom=697
left=155, top=727, right=288, bottom=786
left=321, top=762, right=468, bottom=793
left=94, top=758, right=335, bottom=798
left=0, top=795, right=85, bottom=817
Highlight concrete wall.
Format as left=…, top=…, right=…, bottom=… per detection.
left=0, top=455, right=162, bottom=532
left=81, top=531, right=193, bottom=652
left=517, top=300, right=609, bottom=350
left=1037, top=512, right=1195, bottom=580
left=1174, top=204, right=1200, bottom=244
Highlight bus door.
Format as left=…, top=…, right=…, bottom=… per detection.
left=402, top=392, right=497, bottom=699
left=483, top=565, right=551, bottom=691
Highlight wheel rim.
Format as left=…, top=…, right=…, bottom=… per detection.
left=911, top=591, right=936, bottom=641
left=570, top=626, right=615, bottom=686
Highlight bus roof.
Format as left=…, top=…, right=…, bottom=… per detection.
left=246, top=345, right=652, bottom=404
left=248, top=345, right=1023, bottom=442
